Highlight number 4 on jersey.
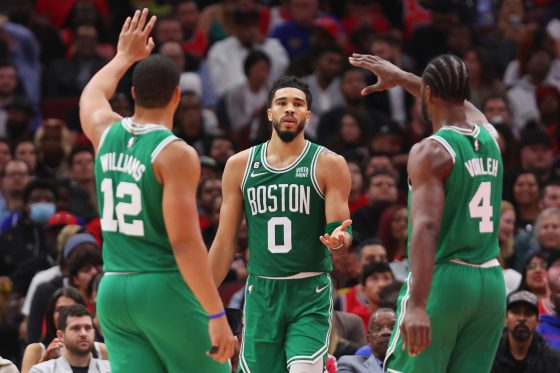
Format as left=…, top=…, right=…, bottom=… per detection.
left=469, top=181, right=493, bottom=233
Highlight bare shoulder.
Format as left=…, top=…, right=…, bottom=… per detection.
left=316, top=147, right=347, bottom=170
left=224, top=148, right=251, bottom=171
left=156, top=139, right=197, bottom=165
left=408, top=139, right=453, bottom=180
left=222, top=148, right=252, bottom=186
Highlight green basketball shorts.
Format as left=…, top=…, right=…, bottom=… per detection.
left=385, top=261, right=505, bottom=373
left=239, top=273, right=333, bottom=373
left=97, top=271, right=230, bottom=373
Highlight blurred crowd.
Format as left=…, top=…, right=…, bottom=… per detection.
left=0, top=0, right=560, bottom=372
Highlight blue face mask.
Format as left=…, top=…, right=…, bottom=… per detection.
left=29, top=202, right=56, bottom=224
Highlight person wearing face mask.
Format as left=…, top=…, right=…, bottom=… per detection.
left=0, top=180, right=57, bottom=277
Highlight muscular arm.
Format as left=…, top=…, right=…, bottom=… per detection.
left=208, top=152, right=248, bottom=285
left=316, top=149, right=353, bottom=251
left=407, top=140, right=452, bottom=308
left=154, top=141, right=224, bottom=315
left=79, top=9, right=155, bottom=149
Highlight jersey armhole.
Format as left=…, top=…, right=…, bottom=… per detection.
left=150, top=135, right=181, bottom=163
left=429, top=135, right=456, bottom=164
left=311, top=146, right=325, bottom=199
left=96, top=124, right=113, bottom=154
left=240, top=146, right=255, bottom=192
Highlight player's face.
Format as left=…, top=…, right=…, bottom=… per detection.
left=267, top=87, right=310, bottom=143
left=506, top=304, right=538, bottom=342
left=61, top=316, right=95, bottom=355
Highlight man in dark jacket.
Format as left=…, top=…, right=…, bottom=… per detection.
left=492, top=290, right=560, bottom=373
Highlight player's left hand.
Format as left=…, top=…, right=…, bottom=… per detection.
left=401, top=305, right=431, bottom=357
left=320, top=219, right=352, bottom=250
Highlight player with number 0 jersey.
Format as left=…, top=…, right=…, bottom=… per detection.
left=209, top=76, right=352, bottom=373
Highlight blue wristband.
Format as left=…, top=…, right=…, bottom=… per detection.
left=208, top=310, right=226, bottom=319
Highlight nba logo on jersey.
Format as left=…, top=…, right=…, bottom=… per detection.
left=127, top=137, right=135, bottom=148
left=253, top=162, right=260, bottom=169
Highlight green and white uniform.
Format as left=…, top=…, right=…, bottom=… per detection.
left=385, top=124, right=506, bottom=373
left=239, top=140, right=333, bottom=372
left=95, top=118, right=229, bottom=373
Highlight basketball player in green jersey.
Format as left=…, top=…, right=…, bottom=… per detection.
left=209, top=76, right=352, bottom=373
left=79, top=9, right=236, bottom=372
left=349, top=53, right=506, bottom=372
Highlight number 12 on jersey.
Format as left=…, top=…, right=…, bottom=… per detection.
left=468, top=181, right=493, bottom=233
left=100, top=178, right=145, bottom=236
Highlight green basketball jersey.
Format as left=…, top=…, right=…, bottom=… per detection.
left=411, top=124, right=503, bottom=264
left=94, top=118, right=180, bottom=272
left=241, top=141, right=331, bottom=277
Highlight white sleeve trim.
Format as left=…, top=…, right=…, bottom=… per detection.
left=429, top=135, right=456, bottom=164
left=150, top=135, right=180, bottom=163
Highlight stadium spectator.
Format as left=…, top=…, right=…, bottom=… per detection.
left=0, top=159, right=32, bottom=223
left=351, top=169, right=399, bottom=243
left=0, top=139, right=10, bottom=170
left=337, top=308, right=396, bottom=372
left=29, top=304, right=110, bottom=373
left=5, top=97, right=35, bottom=144
left=27, top=234, right=99, bottom=343
left=207, top=7, right=288, bottom=97
left=491, top=290, right=560, bottom=373
left=538, top=269, right=560, bottom=348
left=14, top=140, right=37, bottom=174
left=500, top=201, right=522, bottom=295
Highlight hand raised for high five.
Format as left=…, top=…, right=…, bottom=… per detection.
left=348, top=54, right=406, bottom=96
left=117, top=8, right=156, bottom=63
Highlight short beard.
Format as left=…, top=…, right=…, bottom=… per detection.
left=511, top=324, right=532, bottom=342
left=272, top=119, right=305, bottom=143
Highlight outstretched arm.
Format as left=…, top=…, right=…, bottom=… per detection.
left=79, top=9, right=156, bottom=149
left=348, top=54, right=490, bottom=125
left=399, top=139, right=452, bottom=357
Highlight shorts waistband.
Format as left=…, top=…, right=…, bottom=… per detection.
left=255, top=272, right=324, bottom=280
left=450, top=258, right=500, bottom=268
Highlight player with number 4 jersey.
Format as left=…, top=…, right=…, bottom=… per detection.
left=350, top=53, right=505, bottom=373
left=209, top=76, right=352, bottom=373
left=80, top=9, right=236, bottom=373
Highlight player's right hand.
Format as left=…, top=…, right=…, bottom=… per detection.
left=208, top=315, right=238, bottom=363
left=117, top=8, right=156, bottom=63
left=400, top=305, right=431, bottom=357
left=348, top=54, right=404, bottom=95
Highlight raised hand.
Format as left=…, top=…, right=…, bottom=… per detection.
left=348, top=54, right=405, bottom=95
left=320, top=219, right=352, bottom=250
left=117, top=8, right=156, bottom=63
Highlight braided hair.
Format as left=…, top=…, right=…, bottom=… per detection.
left=421, top=54, right=470, bottom=102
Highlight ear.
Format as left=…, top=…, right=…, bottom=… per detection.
left=173, top=86, right=180, bottom=103
left=305, top=110, right=311, bottom=123
left=267, top=108, right=273, bottom=122
left=423, top=85, right=432, bottom=103
left=131, top=87, right=136, bottom=100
